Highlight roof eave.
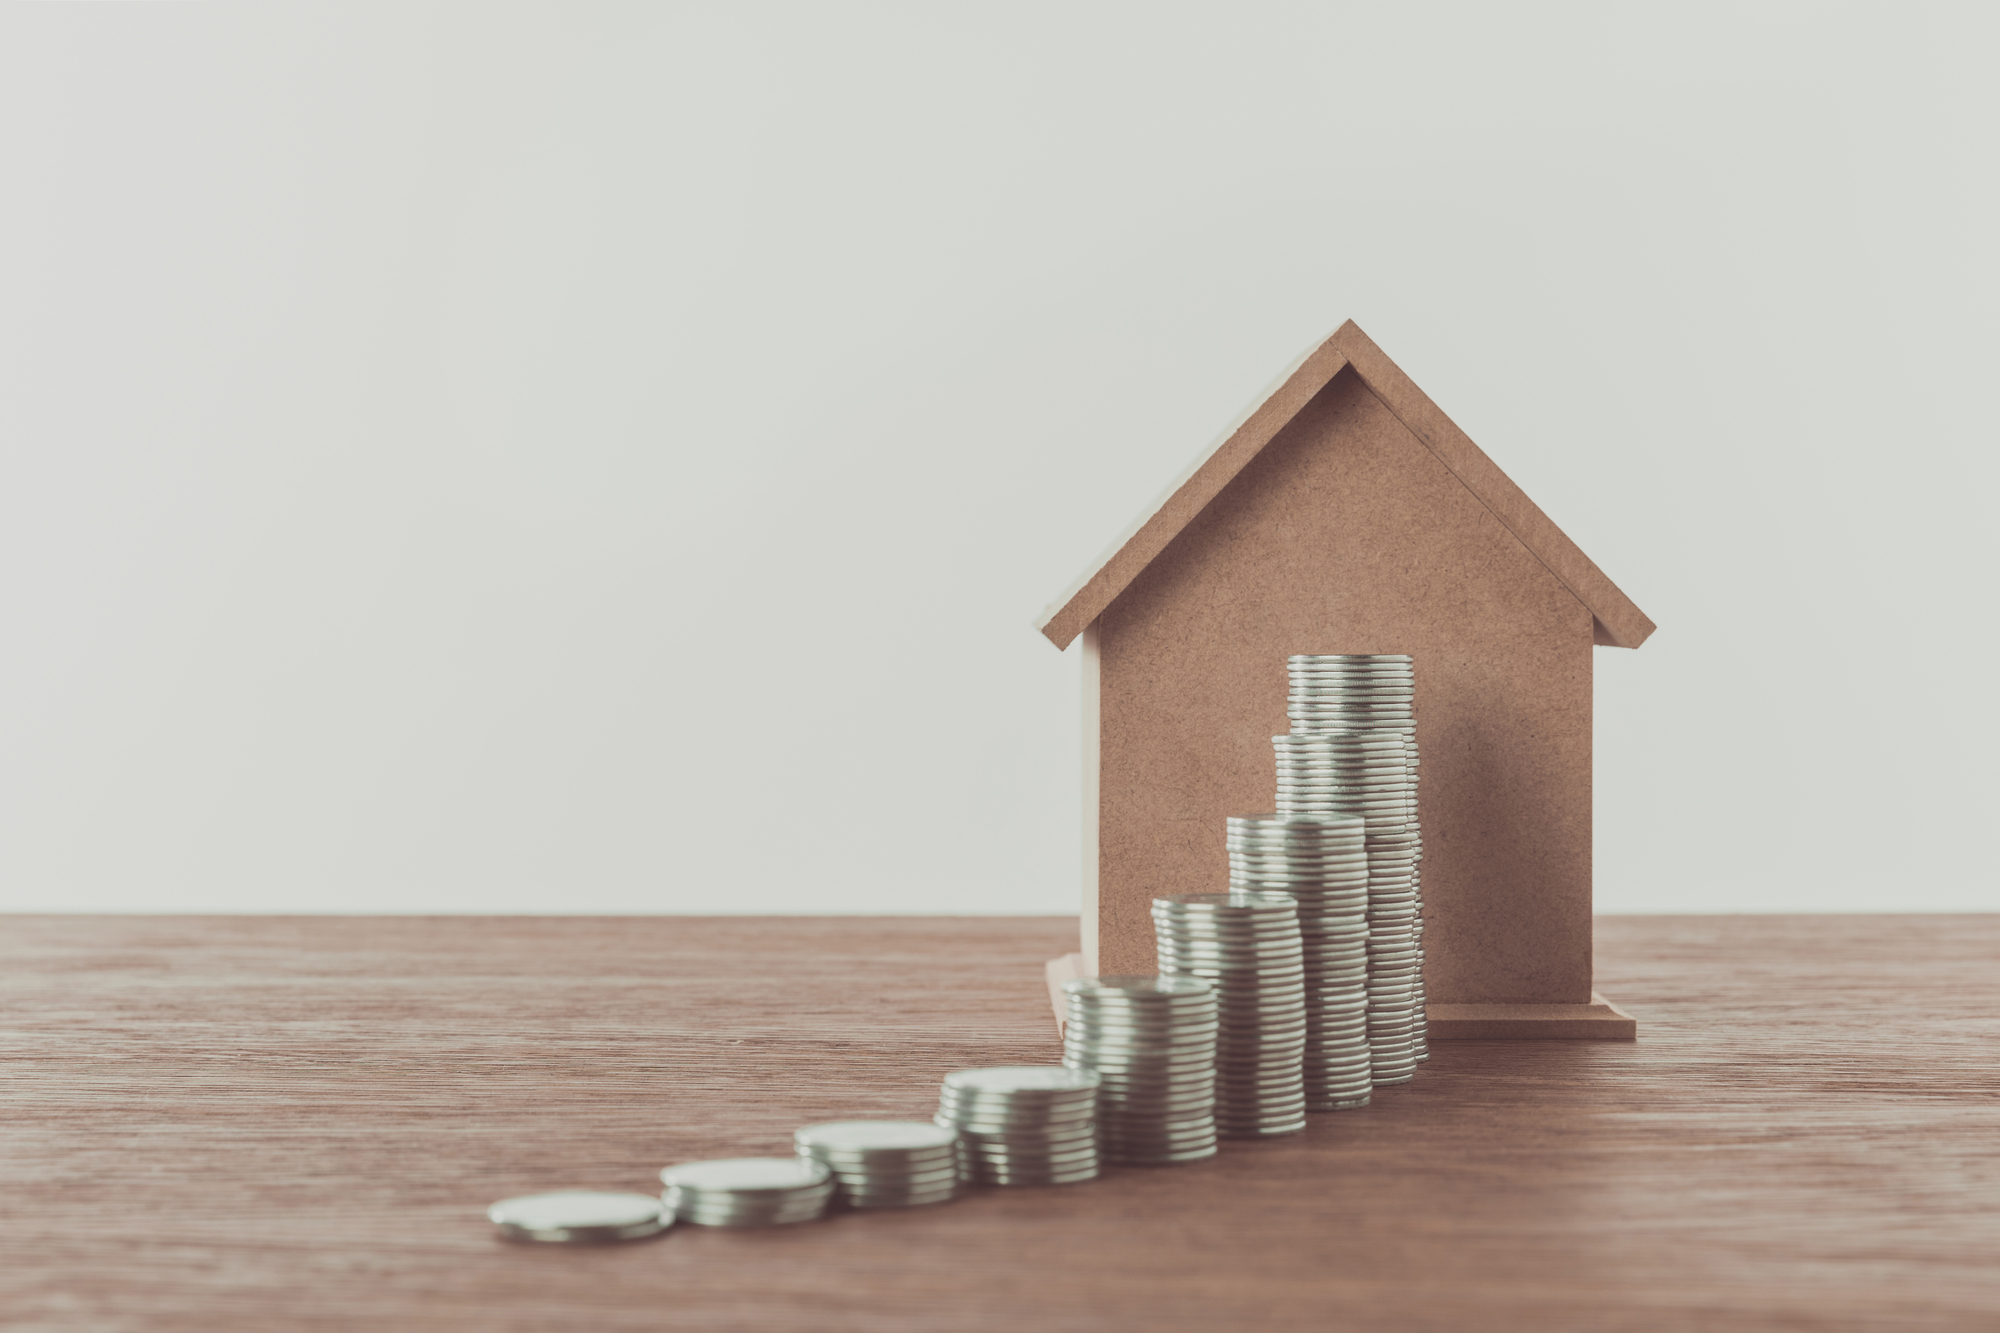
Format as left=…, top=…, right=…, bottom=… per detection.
left=1036, top=320, right=1657, bottom=653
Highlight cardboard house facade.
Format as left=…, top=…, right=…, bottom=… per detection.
left=1039, top=322, right=1651, bottom=1038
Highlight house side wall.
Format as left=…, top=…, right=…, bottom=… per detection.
left=1093, top=367, right=1595, bottom=1004
left=1080, top=620, right=1101, bottom=973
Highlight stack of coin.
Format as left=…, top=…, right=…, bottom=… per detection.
left=1271, top=728, right=1424, bottom=1086
left=1061, top=976, right=1218, bottom=1165
left=1277, top=653, right=1428, bottom=1088
left=658, top=1157, right=835, bottom=1226
left=794, top=1121, right=962, bottom=1209
left=1151, top=893, right=1307, bottom=1137
left=1226, top=813, right=1373, bottom=1111
left=935, top=1067, right=1101, bottom=1186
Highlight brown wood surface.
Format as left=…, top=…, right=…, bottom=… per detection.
left=6, top=914, right=1998, bottom=1331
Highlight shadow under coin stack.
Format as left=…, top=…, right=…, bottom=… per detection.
left=1152, top=893, right=1307, bottom=1138
left=935, top=1067, right=1101, bottom=1186
left=1284, top=653, right=1427, bottom=1083
left=1226, top=813, right=1373, bottom=1111
left=793, top=1121, right=961, bottom=1209
left=1060, top=976, right=1219, bottom=1165
left=658, top=1157, right=835, bottom=1227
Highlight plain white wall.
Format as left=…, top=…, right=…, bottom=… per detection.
left=2, top=3, right=1994, bottom=915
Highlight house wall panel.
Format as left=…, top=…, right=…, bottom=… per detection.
left=1093, top=367, right=1595, bottom=1004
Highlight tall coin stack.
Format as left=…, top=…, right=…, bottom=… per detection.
left=935, top=1067, right=1101, bottom=1186
left=1225, top=813, right=1373, bottom=1110
left=1282, top=652, right=1428, bottom=1083
left=1061, top=976, right=1219, bottom=1165
left=794, top=1121, right=962, bottom=1210
left=1152, top=892, right=1307, bottom=1138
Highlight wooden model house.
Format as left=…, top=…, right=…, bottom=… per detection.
left=1039, top=321, right=1652, bottom=1038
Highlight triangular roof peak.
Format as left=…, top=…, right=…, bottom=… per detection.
left=1036, top=320, right=1656, bottom=651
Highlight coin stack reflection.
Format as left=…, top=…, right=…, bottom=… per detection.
left=1061, top=976, right=1219, bottom=1164
left=1226, top=814, right=1373, bottom=1110
left=658, top=1157, right=835, bottom=1226
left=1284, top=653, right=1426, bottom=1085
left=1152, top=893, right=1307, bottom=1137
left=935, top=1067, right=1101, bottom=1186
left=794, top=1121, right=961, bottom=1209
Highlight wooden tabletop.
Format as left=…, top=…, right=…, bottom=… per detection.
left=6, top=914, right=1997, bottom=1331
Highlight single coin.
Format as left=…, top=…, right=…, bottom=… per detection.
left=1065, top=975, right=1215, bottom=1000
left=488, top=1190, right=672, bottom=1244
left=816, top=1139, right=963, bottom=1163
left=943, top=1066, right=1100, bottom=1097
left=661, top=1157, right=832, bottom=1195
left=796, top=1121, right=959, bottom=1155
left=822, top=1162, right=963, bottom=1188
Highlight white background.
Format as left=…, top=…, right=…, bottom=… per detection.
left=2, top=4, right=1994, bottom=916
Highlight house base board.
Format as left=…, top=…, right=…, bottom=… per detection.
left=1043, top=954, right=1636, bottom=1040
left=1426, top=994, right=1636, bottom=1040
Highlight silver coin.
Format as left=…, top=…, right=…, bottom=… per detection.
left=935, top=1096, right=1099, bottom=1119
left=488, top=1190, right=672, bottom=1245
left=661, top=1157, right=832, bottom=1195
left=804, top=1144, right=960, bottom=1176
left=836, top=1187, right=963, bottom=1211
left=795, top=1121, right=959, bottom=1156
left=1105, top=1121, right=1218, bottom=1139
left=1073, top=1013, right=1224, bottom=1027
left=1066, top=1008, right=1219, bottom=1026
left=941, top=1119, right=1098, bottom=1141
left=1068, top=1019, right=1219, bottom=1036
left=938, top=1081, right=1096, bottom=1098
left=1103, top=1139, right=1219, bottom=1159
left=1155, top=928, right=1304, bottom=942
left=964, top=1144, right=1101, bottom=1164
left=812, top=1158, right=962, bottom=1185
left=1066, top=1047, right=1218, bottom=1066
left=1067, top=1057, right=1215, bottom=1076
left=672, top=1197, right=833, bottom=1222
left=1073, top=1039, right=1214, bottom=1057
left=1217, top=1122, right=1307, bottom=1139
left=1078, top=1078, right=1216, bottom=1098
left=822, top=1160, right=963, bottom=1187
left=1153, top=892, right=1301, bottom=911
left=974, top=1167, right=1101, bottom=1187
left=943, top=1066, right=1100, bottom=1097
left=1095, top=1092, right=1217, bottom=1114
left=843, top=1188, right=960, bottom=1209
left=1064, top=975, right=1216, bottom=1000
left=947, top=1122, right=1099, bottom=1144
left=1066, top=1007, right=1221, bottom=1024
left=1112, top=1136, right=1216, bottom=1160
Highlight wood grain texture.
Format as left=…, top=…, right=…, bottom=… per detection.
left=6, top=914, right=1998, bottom=1332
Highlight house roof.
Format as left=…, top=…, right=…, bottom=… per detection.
left=1035, top=320, right=1657, bottom=651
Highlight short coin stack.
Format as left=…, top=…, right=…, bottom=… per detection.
left=1226, top=813, right=1373, bottom=1110
left=794, top=1121, right=961, bottom=1209
left=1061, top=975, right=1219, bottom=1164
left=658, top=1157, right=835, bottom=1227
left=935, top=1067, right=1101, bottom=1186
left=1284, top=653, right=1427, bottom=1084
left=1152, top=892, right=1307, bottom=1137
